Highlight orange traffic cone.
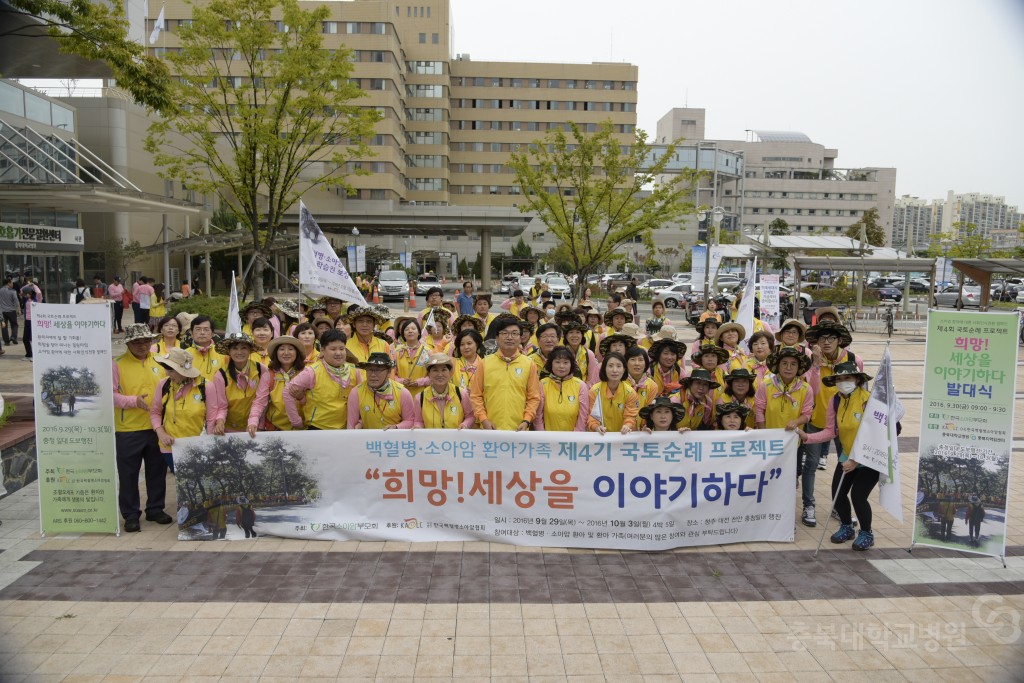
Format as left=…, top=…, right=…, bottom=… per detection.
left=372, top=285, right=380, bottom=305
left=408, top=282, right=417, bottom=309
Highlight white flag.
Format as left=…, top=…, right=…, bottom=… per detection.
left=735, top=258, right=757, bottom=343
left=424, top=308, right=436, bottom=332
left=589, top=391, right=604, bottom=427
left=226, top=270, right=241, bottom=336
left=149, top=6, right=166, bottom=45
left=297, top=201, right=368, bottom=307
left=848, top=347, right=905, bottom=523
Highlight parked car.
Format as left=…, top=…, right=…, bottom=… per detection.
left=415, top=273, right=440, bottom=295
left=654, top=282, right=693, bottom=308
left=870, top=287, right=903, bottom=303
left=639, top=278, right=673, bottom=295
left=1016, top=288, right=1024, bottom=304
left=671, top=272, right=692, bottom=283
left=934, top=285, right=982, bottom=308
left=377, top=270, right=410, bottom=302
left=607, top=273, right=654, bottom=292
left=775, top=285, right=814, bottom=308
left=545, top=275, right=572, bottom=298
left=992, top=282, right=1021, bottom=302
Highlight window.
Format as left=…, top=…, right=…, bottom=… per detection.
left=432, top=33, right=439, bottom=44
left=371, top=22, right=386, bottom=34
left=419, top=33, right=426, bottom=43
left=369, top=78, right=386, bottom=91
left=491, top=143, right=501, bottom=152
left=323, top=21, right=338, bottom=34
left=346, top=22, right=359, bottom=33
left=370, top=51, right=386, bottom=62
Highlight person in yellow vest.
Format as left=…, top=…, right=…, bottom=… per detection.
left=747, top=330, right=776, bottom=385
left=185, top=316, right=227, bottom=382
left=149, top=283, right=167, bottom=327
left=603, top=307, right=632, bottom=337
left=469, top=314, right=541, bottom=431
left=562, top=320, right=599, bottom=385
left=247, top=335, right=306, bottom=435
left=693, top=319, right=721, bottom=350
left=344, top=304, right=392, bottom=363
left=804, top=320, right=863, bottom=473
left=587, top=352, right=640, bottom=435
left=207, top=332, right=261, bottom=434
left=113, top=324, right=172, bottom=532
left=624, top=346, right=657, bottom=410
left=639, top=396, right=688, bottom=433
left=240, top=301, right=273, bottom=338
left=273, top=299, right=303, bottom=337
left=413, top=353, right=475, bottom=429
left=422, top=306, right=453, bottom=354
left=639, top=318, right=663, bottom=351
left=529, top=275, right=544, bottom=305
left=501, top=289, right=528, bottom=317
left=151, top=316, right=181, bottom=356
left=320, top=296, right=347, bottom=325
left=418, top=287, right=444, bottom=325
left=715, top=401, right=753, bottom=432
left=775, top=318, right=810, bottom=354
left=393, top=317, right=431, bottom=396
left=598, top=327, right=638, bottom=363
left=449, top=315, right=484, bottom=354
left=715, top=322, right=750, bottom=371
left=648, top=328, right=686, bottom=398
left=690, top=343, right=729, bottom=388
left=715, top=368, right=757, bottom=429
left=583, top=308, right=604, bottom=352
left=347, top=352, right=417, bottom=429
left=698, top=299, right=723, bottom=323
left=519, top=305, right=544, bottom=347
left=284, top=329, right=363, bottom=430
left=755, top=346, right=814, bottom=522
left=472, top=293, right=497, bottom=329
left=312, top=315, right=334, bottom=340
left=450, top=329, right=483, bottom=391
left=151, top=347, right=213, bottom=472
left=248, top=316, right=274, bottom=366
left=528, top=322, right=562, bottom=371
left=675, top=368, right=718, bottom=431
left=533, top=346, right=590, bottom=432
left=294, top=322, right=319, bottom=365
left=797, top=361, right=881, bottom=551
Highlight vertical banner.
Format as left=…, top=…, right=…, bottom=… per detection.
left=226, top=271, right=241, bottom=335
left=691, top=245, right=706, bottom=288
left=759, top=275, right=780, bottom=316
left=298, top=201, right=368, bottom=306
left=913, top=310, right=1017, bottom=558
left=347, top=245, right=367, bottom=274
left=32, top=303, right=118, bottom=534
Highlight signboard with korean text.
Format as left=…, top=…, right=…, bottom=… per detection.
left=297, top=201, right=368, bottom=306
left=759, top=275, right=780, bottom=316
left=173, top=429, right=797, bottom=549
left=913, top=310, right=1017, bottom=558
left=0, top=222, right=84, bottom=253
left=32, top=303, right=118, bottom=534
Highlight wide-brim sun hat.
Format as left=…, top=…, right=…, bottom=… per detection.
left=357, top=351, right=396, bottom=370
left=716, top=401, right=751, bottom=420
left=267, top=335, right=304, bottom=358
left=599, top=333, right=639, bottom=357
left=273, top=299, right=302, bottom=321
left=619, top=322, right=645, bottom=340
left=424, top=353, right=454, bottom=371
left=240, top=301, right=273, bottom=320
left=215, top=331, right=256, bottom=355
left=560, top=320, right=590, bottom=338
left=639, top=396, right=687, bottom=425
left=175, top=311, right=198, bottom=332
left=694, top=319, right=721, bottom=337
left=452, top=314, right=485, bottom=334
left=774, top=318, right=808, bottom=343
left=603, top=307, right=634, bottom=326
left=650, top=325, right=678, bottom=343
left=723, top=367, right=757, bottom=384
left=343, top=304, right=388, bottom=326
left=369, top=303, right=394, bottom=321
left=648, top=338, right=687, bottom=363
left=714, top=322, right=747, bottom=345
left=814, top=306, right=842, bottom=323
left=518, top=305, right=544, bottom=321
left=690, top=343, right=730, bottom=366
left=156, top=347, right=201, bottom=379
left=681, top=368, right=721, bottom=390
left=766, top=346, right=813, bottom=376
left=123, top=323, right=158, bottom=344
left=821, top=360, right=872, bottom=387
left=805, top=320, right=853, bottom=349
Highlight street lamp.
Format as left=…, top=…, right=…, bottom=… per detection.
left=699, top=206, right=725, bottom=305
left=351, top=227, right=360, bottom=274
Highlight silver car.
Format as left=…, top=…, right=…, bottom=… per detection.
left=934, top=285, right=982, bottom=308
left=545, top=276, right=572, bottom=297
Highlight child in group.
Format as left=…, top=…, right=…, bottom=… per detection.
left=284, top=329, right=363, bottom=430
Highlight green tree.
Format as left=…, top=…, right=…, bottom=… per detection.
left=765, top=218, right=790, bottom=271
left=6, top=0, right=173, bottom=111
left=845, top=207, right=886, bottom=246
left=511, top=237, right=533, bottom=260
left=508, top=121, right=700, bottom=301
left=144, top=0, right=380, bottom=301
left=925, top=222, right=992, bottom=259
left=768, top=218, right=791, bottom=235
left=99, top=237, right=145, bottom=282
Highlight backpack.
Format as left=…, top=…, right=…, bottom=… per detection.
left=160, top=378, right=207, bottom=426
left=74, top=287, right=88, bottom=303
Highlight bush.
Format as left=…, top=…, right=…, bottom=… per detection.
left=167, top=296, right=231, bottom=332
left=806, top=286, right=878, bottom=306
left=0, top=401, right=15, bottom=430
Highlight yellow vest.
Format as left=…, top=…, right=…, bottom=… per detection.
left=356, top=379, right=406, bottom=429
left=418, top=385, right=466, bottom=429
left=762, top=376, right=812, bottom=428
left=570, top=345, right=591, bottom=380
left=677, top=394, right=710, bottom=430
left=474, top=312, right=496, bottom=329
left=265, top=370, right=295, bottom=431
left=303, top=361, right=361, bottom=430
left=249, top=349, right=270, bottom=367
left=540, top=376, right=585, bottom=431
left=812, top=349, right=855, bottom=428
left=186, top=345, right=227, bottom=382
left=346, top=335, right=391, bottom=364
left=652, top=366, right=682, bottom=397
left=627, top=376, right=658, bottom=409
left=153, top=338, right=179, bottom=356
left=590, top=382, right=639, bottom=432
left=451, top=356, right=480, bottom=391
left=159, top=379, right=207, bottom=449
left=114, top=351, right=163, bottom=432
left=219, top=364, right=261, bottom=432
left=528, top=350, right=549, bottom=371
left=395, top=344, right=430, bottom=396
left=835, top=387, right=871, bottom=457
left=481, top=352, right=536, bottom=431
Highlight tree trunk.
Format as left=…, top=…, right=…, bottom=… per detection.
left=251, top=252, right=266, bottom=302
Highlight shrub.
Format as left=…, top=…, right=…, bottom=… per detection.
left=167, top=296, right=231, bottom=332
left=806, top=286, right=878, bottom=306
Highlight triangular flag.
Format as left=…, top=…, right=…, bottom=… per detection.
left=297, top=200, right=368, bottom=307
left=424, top=308, right=436, bottom=332
left=735, top=257, right=757, bottom=343
left=149, top=6, right=166, bottom=45
left=589, top=391, right=604, bottom=427
left=226, top=270, right=241, bottom=336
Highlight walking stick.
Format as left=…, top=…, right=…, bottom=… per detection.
left=813, top=468, right=847, bottom=558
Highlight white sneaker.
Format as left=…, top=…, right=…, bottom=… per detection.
left=802, top=506, right=817, bottom=527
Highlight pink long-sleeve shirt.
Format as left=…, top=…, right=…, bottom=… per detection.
left=206, top=366, right=260, bottom=431
left=412, top=386, right=476, bottom=429
left=282, top=364, right=362, bottom=429
left=346, top=384, right=417, bottom=429
left=149, top=377, right=217, bottom=451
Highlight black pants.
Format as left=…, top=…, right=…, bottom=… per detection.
left=831, top=463, right=879, bottom=532
left=113, top=302, right=124, bottom=331
left=2, top=310, right=16, bottom=343
left=115, top=430, right=168, bottom=521
left=241, top=522, right=257, bottom=538
left=968, top=519, right=981, bottom=540
left=139, top=308, right=150, bottom=326
left=941, top=519, right=954, bottom=540
left=132, top=302, right=142, bottom=324
left=22, top=320, right=32, bottom=358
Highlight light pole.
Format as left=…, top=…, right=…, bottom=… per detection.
left=699, top=206, right=725, bottom=306
left=351, top=227, right=360, bottom=274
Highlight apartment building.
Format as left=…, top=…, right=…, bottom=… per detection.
left=893, top=191, right=1023, bottom=251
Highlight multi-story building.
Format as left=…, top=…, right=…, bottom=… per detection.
left=655, top=107, right=897, bottom=245
left=892, top=192, right=1023, bottom=252
left=892, top=195, right=935, bottom=252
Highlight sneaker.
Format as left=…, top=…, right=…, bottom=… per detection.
left=124, top=518, right=141, bottom=533
left=817, top=459, right=828, bottom=470
left=852, top=529, right=875, bottom=551
left=830, top=523, right=856, bottom=543
left=801, top=505, right=817, bottom=527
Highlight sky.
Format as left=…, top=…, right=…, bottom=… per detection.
left=450, top=0, right=1024, bottom=208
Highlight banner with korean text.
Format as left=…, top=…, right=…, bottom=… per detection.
left=173, top=429, right=797, bottom=549
left=32, top=303, right=119, bottom=534
left=297, top=201, right=368, bottom=306
left=913, top=310, right=1017, bottom=558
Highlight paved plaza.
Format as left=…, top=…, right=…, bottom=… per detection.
left=0, top=321, right=1022, bottom=682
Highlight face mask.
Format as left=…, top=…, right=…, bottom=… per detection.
left=835, top=380, right=857, bottom=396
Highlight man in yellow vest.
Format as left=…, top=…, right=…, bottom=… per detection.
left=469, top=313, right=541, bottom=431
left=285, top=329, right=363, bottom=430
left=347, top=352, right=417, bottom=429
left=185, top=315, right=227, bottom=382
left=113, top=324, right=173, bottom=532
left=344, top=305, right=392, bottom=363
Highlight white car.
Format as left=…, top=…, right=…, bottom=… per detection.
left=654, top=282, right=694, bottom=308
left=545, top=275, right=572, bottom=297
left=671, top=272, right=692, bottom=283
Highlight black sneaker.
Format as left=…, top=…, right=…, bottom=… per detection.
left=124, top=518, right=141, bottom=532
left=146, top=511, right=174, bottom=524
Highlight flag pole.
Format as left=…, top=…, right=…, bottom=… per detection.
left=813, top=469, right=847, bottom=558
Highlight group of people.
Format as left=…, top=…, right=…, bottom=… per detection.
left=112, top=286, right=886, bottom=551
left=88, top=274, right=169, bottom=333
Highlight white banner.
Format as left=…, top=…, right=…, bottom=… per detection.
left=298, top=201, right=368, bottom=306
left=173, top=429, right=797, bottom=549
left=759, top=274, right=780, bottom=316
left=226, top=270, right=241, bottom=335
left=347, top=245, right=366, bottom=274
left=32, top=304, right=118, bottom=534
